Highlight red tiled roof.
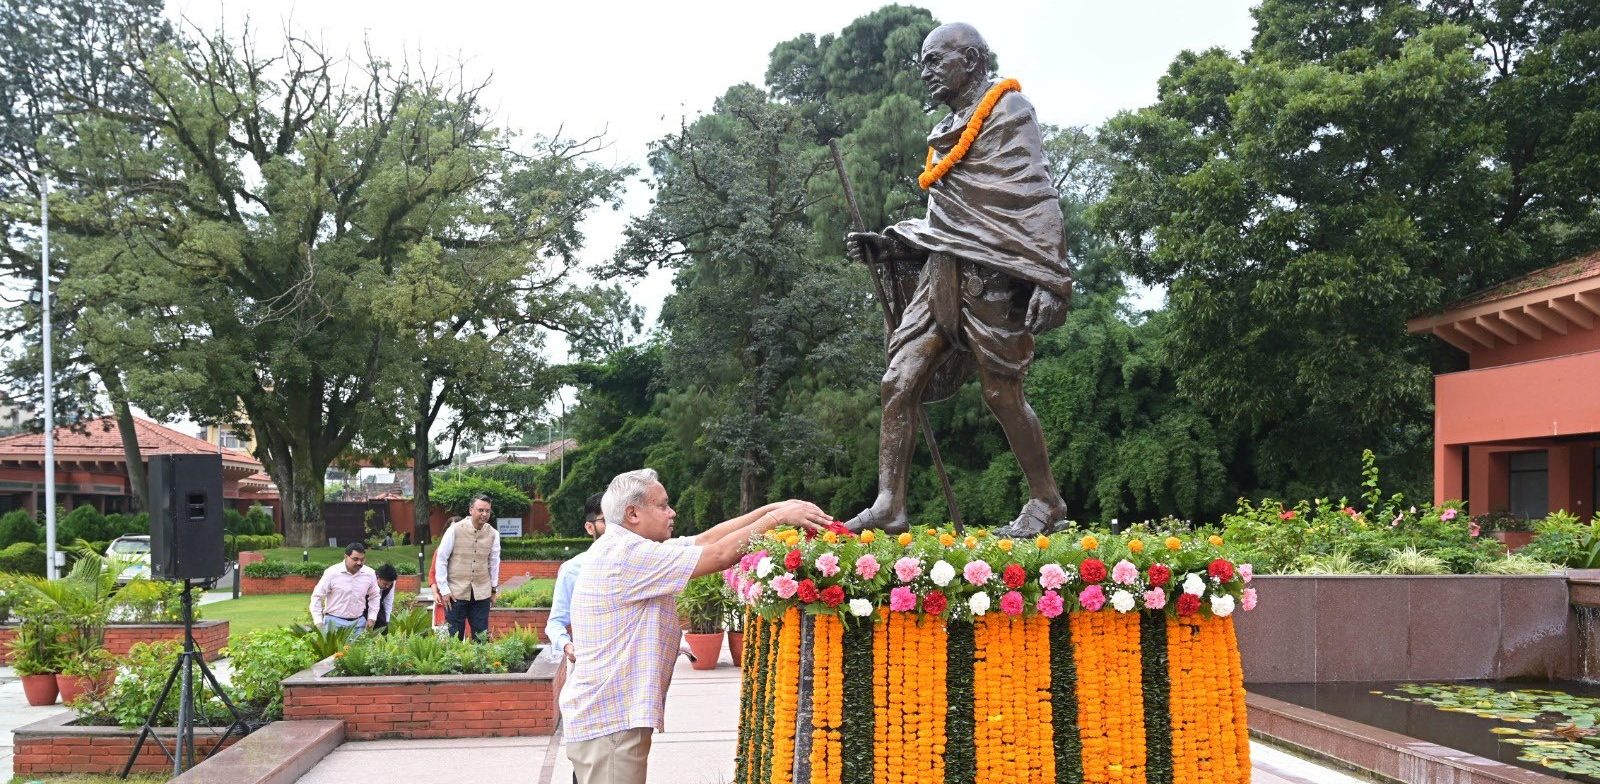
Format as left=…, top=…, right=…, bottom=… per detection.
left=1446, top=249, right=1600, bottom=311
left=0, top=415, right=261, bottom=470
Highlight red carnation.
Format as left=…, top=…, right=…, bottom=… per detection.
left=826, top=520, right=852, bottom=537
left=1002, top=563, right=1027, bottom=589
left=1208, top=559, right=1235, bottom=583
left=820, top=585, right=845, bottom=608
left=785, top=549, right=803, bottom=571
left=797, top=579, right=819, bottom=603
left=1177, top=593, right=1201, bottom=617
left=804, top=526, right=819, bottom=540
left=1147, top=563, right=1172, bottom=588
left=922, top=590, right=948, bottom=615
left=1080, top=558, right=1107, bottom=584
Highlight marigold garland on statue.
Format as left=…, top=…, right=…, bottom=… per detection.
left=918, top=79, right=1023, bottom=189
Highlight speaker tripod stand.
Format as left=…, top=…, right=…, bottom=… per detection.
left=119, top=578, right=252, bottom=778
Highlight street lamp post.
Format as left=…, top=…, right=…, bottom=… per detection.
left=41, top=175, right=57, bottom=579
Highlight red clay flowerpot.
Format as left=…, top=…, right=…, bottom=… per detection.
left=21, top=674, right=58, bottom=706
left=1493, top=531, right=1535, bottom=552
left=727, top=631, right=744, bottom=667
left=56, top=670, right=115, bottom=704
left=684, top=632, right=723, bottom=670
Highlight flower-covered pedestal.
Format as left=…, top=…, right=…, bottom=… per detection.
left=730, top=525, right=1256, bottom=784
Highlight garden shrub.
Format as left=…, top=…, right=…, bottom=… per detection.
left=243, top=506, right=274, bottom=535
left=499, top=537, right=592, bottom=560
left=497, top=583, right=554, bottom=608
left=429, top=475, right=531, bottom=517
left=58, top=504, right=111, bottom=544
left=225, top=627, right=320, bottom=720
left=1520, top=511, right=1600, bottom=568
left=72, top=641, right=231, bottom=728
left=104, top=512, right=149, bottom=537
left=0, top=542, right=46, bottom=575
left=242, top=560, right=291, bottom=578
left=0, top=510, right=39, bottom=548
left=329, top=627, right=542, bottom=677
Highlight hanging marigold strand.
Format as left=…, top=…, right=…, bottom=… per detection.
left=918, top=78, right=1022, bottom=189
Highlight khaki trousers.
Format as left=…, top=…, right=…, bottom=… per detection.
left=568, top=727, right=652, bottom=784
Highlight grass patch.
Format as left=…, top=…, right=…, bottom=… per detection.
left=10, top=776, right=166, bottom=784
left=205, top=581, right=557, bottom=644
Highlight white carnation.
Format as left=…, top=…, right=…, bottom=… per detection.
left=1110, top=589, right=1136, bottom=613
left=1182, top=572, right=1207, bottom=596
left=929, top=560, right=956, bottom=588
left=848, top=598, right=874, bottom=617
left=756, top=557, right=776, bottom=578
left=1211, top=594, right=1236, bottom=617
left=968, top=592, right=991, bottom=616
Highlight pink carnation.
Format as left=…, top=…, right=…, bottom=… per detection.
left=739, top=550, right=766, bottom=574
left=894, top=557, right=923, bottom=583
left=889, top=586, right=917, bottom=612
left=1079, top=585, right=1107, bottom=612
left=963, top=560, right=993, bottom=585
left=1112, top=559, right=1139, bottom=585
left=743, top=582, right=764, bottom=603
left=854, top=554, right=880, bottom=580
left=1142, top=588, right=1167, bottom=610
left=1038, top=563, right=1068, bottom=590
left=1037, top=590, right=1065, bottom=618
left=1000, top=591, right=1025, bottom=616
left=1239, top=563, right=1253, bottom=583
left=772, top=574, right=798, bottom=599
left=815, top=552, right=841, bottom=577
left=1242, top=587, right=1258, bottom=612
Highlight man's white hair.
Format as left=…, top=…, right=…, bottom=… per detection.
left=602, top=468, right=660, bottom=527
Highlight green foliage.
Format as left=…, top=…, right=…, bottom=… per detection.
left=0, top=541, right=46, bottom=575
left=116, top=579, right=197, bottom=624
left=499, top=537, right=592, bottom=560
left=1521, top=511, right=1600, bottom=568
left=382, top=606, right=434, bottom=636
left=242, top=560, right=291, bottom=578
left=1380, top=547, right=1449, bottom=575
left=1095, top=0, right=1600, bottom=497
left=0, top=509, right=39, bottom=547
left=430, top=475, right=531, bottom=518
left=329, top=628, right=540, bottom=677
left=224, top=626, right=320, bottom=721
left=58, top=504, right=111, bottom=544
left=677, top=574, right=733, bottom=634
left=225, top=534, right=286, bottom=559
left=73, top=641, right=231, bottom=728
left=8, top=618, right=67, bottom=675
left=496, top=582, right=553, bottom=609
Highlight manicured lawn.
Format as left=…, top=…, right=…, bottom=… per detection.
left=205, top=594, right=313, bottom=643
left=204, top=580, right=557, bottom=644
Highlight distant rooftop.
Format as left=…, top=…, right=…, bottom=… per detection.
left=1447, top=249, right=1600, bottom=311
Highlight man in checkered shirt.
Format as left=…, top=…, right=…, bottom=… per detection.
left=559, top=468, right=829, bottom=784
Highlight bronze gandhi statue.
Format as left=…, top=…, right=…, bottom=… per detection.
left=843, top=22, right=1073, bottom=538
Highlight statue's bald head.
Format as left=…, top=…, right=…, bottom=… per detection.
left=920, top=23, right=991, bottom=107
left=922, top=23, right=989, bottom=61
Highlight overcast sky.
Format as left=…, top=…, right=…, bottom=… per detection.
left=166, top=0, right=1262, bottom=344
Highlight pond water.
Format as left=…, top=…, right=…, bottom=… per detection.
left=1252, top=681, right=1600, bottom=782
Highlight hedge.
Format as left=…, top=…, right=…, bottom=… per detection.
left=500, top=537, right=593, bottom=560
left=429, top=475, right=532, bottom=517
left=225, top=534, right=285, bottom=559
left=243, top=558, right=418, bottom=579
left=0, top=542, right=46, bottom=575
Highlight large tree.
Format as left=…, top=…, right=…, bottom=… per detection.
left=41, top=27, right=624, bottom=545
left=1096, top=0, right=1600, bottom=498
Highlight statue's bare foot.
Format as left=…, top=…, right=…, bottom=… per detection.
left=994, top=498, right=1070, bottom=538
left=844, top=505, right=910, bottom=534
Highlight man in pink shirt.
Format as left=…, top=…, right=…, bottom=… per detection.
left=559, top=468, right=830, bottom=784
left=309, top=543, right=381, bottom=635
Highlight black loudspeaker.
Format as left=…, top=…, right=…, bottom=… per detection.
left=148, top=454, right=225, bottom=580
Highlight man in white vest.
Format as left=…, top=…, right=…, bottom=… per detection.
left=433, top=494, right=502, bottom=640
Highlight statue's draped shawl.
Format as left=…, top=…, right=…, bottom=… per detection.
left=887, top=87, right=1072, bottom=300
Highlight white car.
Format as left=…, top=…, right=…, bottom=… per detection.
left=106, top=535, right=151, bottom=584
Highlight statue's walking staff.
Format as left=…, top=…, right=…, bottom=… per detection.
left=828, top=138, right=965, bottom=535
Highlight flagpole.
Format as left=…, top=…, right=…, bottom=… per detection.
left=41, top=175, right=58, bottom=579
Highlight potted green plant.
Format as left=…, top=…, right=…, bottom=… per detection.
left=15, top=548, right=155, bottom=699
left=1478, top=511, right=1536, bottom=551
left=677, top=574, right=729, bottom=670
left=57, top=647, right=118, bottom=704
left=722, top=575, right=745, bottom=667
left=10, top=620, right=65, bottom=706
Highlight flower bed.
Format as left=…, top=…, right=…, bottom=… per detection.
left=0, top=619, right=229, bottom=664
left=730, top=523, right=1255, bottom=783
left=280, top=654, right=560, bottom=739
left=12, top=710, right=242, bottom=775
left=488, top=607, right=551, bottom=641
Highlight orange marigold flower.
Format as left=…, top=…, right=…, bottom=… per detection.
left=939, top=533, right=956, bottom=548
left=998, top=539, right=1014, bottom=552
left=1165, top=536, right=1182, bottom=551
left=1081, top=535, right=1099, bottom=551
left=965, top=535, right=978, bottom=549
left=1129, top=538, right=1145, bottom=554
left=859, top=530, right=876, bottom=544
left=822, top=531, right=838, bottom=544
left=1209, top=534, right=1225, bottom=546
left=898, top=532, right=913, bottom=546
left=1035, top=534, right=1051, bottom=550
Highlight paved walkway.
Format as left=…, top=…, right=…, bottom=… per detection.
left=295, top=641, right=1371, bottom=784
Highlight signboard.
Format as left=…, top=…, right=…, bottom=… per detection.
left=496, top=517, right=523, bottom=538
